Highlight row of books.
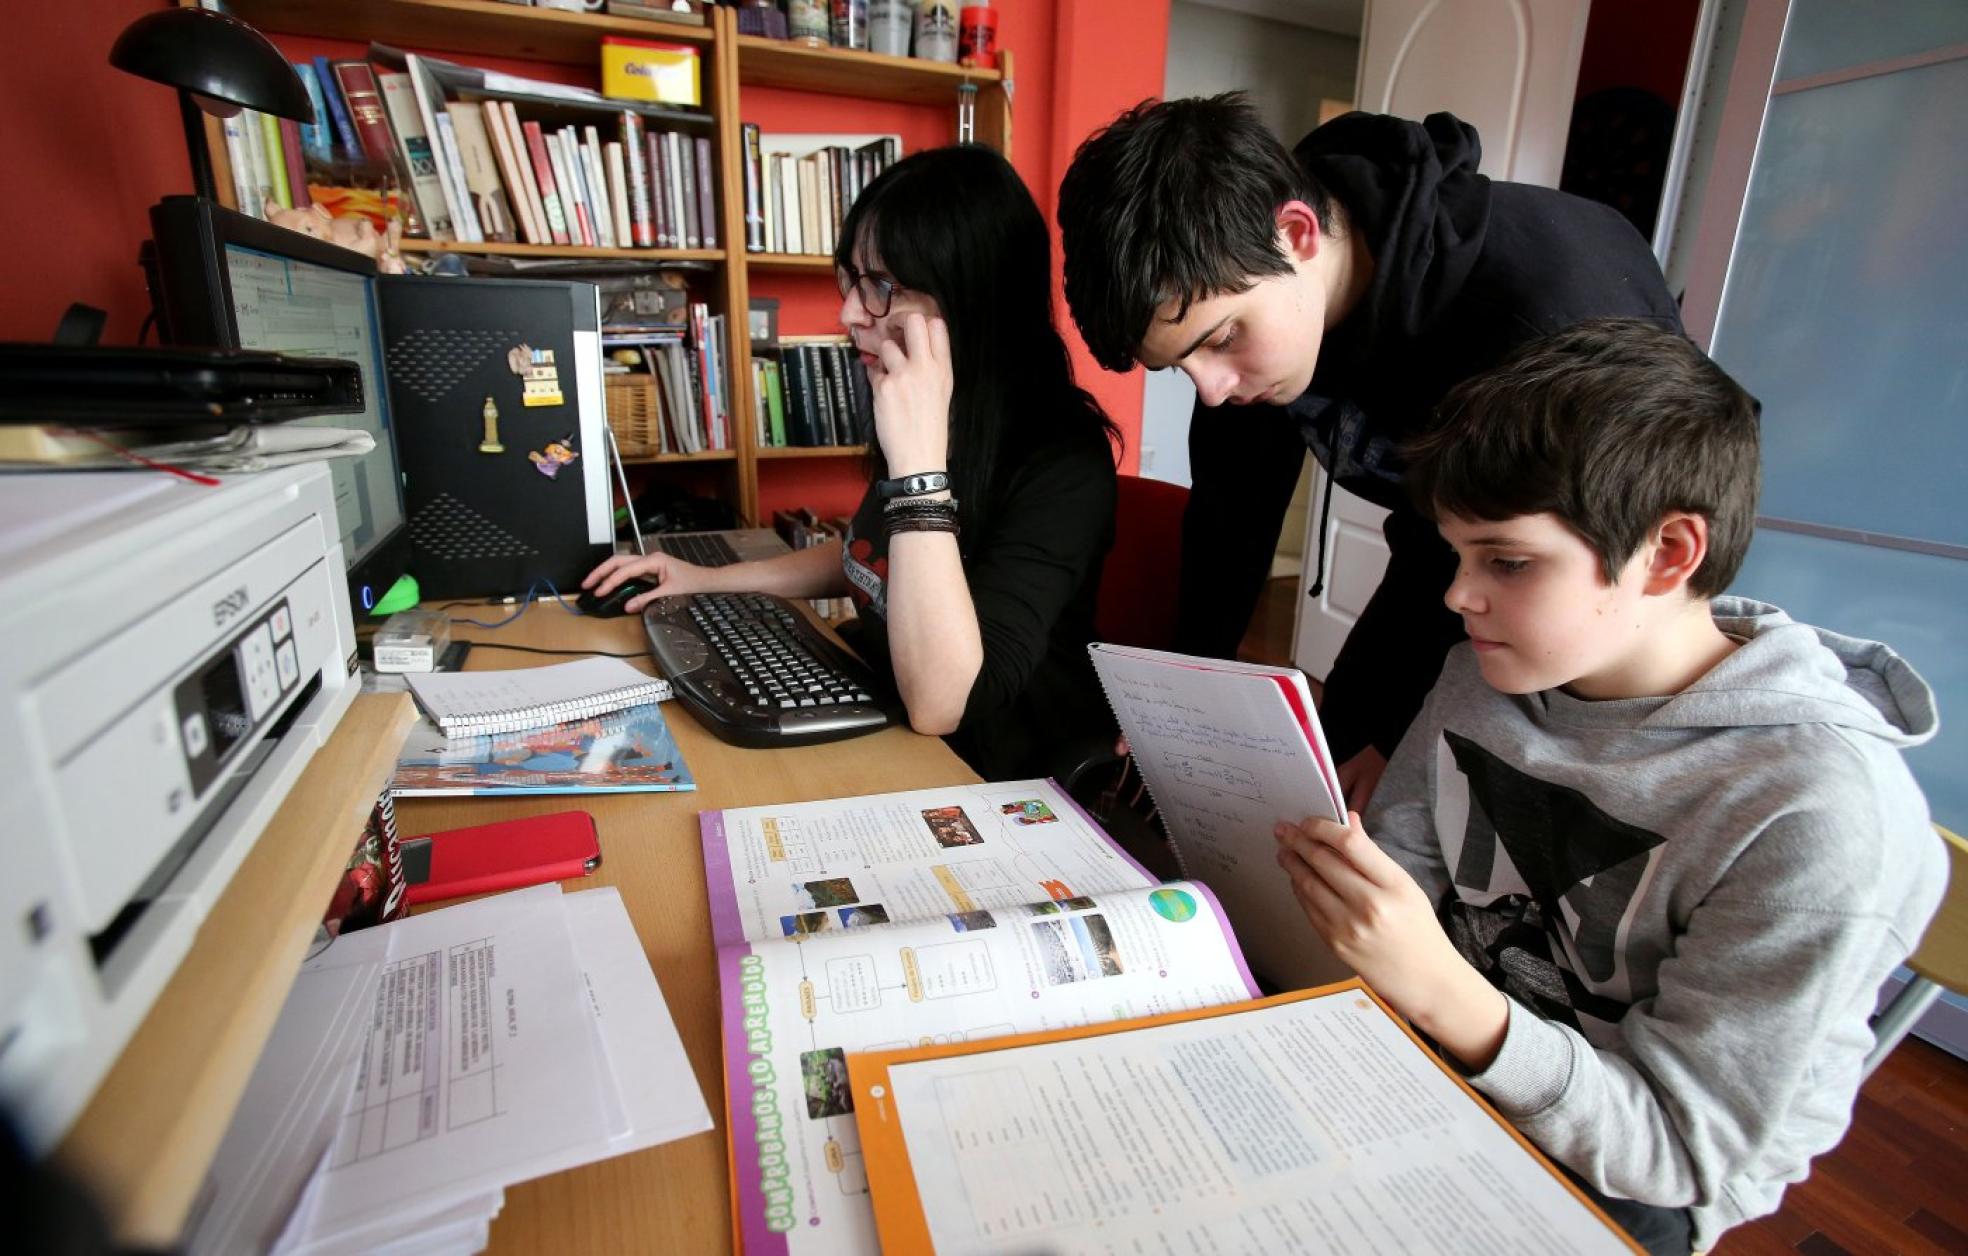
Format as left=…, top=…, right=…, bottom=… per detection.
left=771, top=507, right=855, bottom=620
left=739, top=126, right=901, bottom=256
left=750, top=341, right=873, bottom=449
left=605, top=303, right=733, bottom=455
left=223, top=52, right=718, bottom=251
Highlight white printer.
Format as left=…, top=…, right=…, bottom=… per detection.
left=0, top=463, right=357, bottom=1148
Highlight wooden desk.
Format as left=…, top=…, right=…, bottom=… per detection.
left=396, top=606, right=979, bottom=1253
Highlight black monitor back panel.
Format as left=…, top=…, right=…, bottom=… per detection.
left=375, top=276, right=611, bottom=600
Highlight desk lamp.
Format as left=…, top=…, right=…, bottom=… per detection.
left=110, top=6, right=313, bottom=202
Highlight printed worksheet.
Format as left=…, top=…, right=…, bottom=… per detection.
left=276, top=885, right=712, bottom=1255
left=702, top=779, right=1266, bottom=1256
left=1090, top=644, right=1352, bottom=991
left=865, top=987, right=1638, bottom=1255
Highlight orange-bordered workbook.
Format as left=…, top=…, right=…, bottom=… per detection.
left=701, top=778, right=1263, bottom=1254
left=851, top=979, right=1645, bottom=1255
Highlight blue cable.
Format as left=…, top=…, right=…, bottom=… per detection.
left=448, top=578, right=591, bottom=629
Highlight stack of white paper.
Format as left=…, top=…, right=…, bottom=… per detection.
left=189, top=885, right=713, bottom=1256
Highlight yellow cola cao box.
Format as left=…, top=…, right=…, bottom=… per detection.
left=601, top=35, right=702, bottom=106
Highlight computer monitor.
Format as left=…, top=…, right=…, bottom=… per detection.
left=147, top=197, right=413, bottom=614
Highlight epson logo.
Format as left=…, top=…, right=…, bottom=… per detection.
left=212, top=587, right=251, bottom=628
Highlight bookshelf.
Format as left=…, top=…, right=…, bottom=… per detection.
left=199, top=0, right=1010, bottom=525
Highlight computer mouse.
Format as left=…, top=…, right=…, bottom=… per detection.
left=576, top=578, right=657, bottom=618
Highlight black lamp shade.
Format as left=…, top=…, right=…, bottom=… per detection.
left=110, top=7, right=312, bottom=122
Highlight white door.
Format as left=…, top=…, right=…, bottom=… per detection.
left=1292, top=0, right=1592, bottom=677
left=1293, top=466, right=1392, bottom=680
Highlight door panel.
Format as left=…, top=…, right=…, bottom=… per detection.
left=1356, top=0, right=1592, bottom=185
left=1293, top=466, right=1391, bottom=681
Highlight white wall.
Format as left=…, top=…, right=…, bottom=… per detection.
left=1139, top=2, right=1358, bottom=486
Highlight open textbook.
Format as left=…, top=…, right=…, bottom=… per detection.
left=700, top=779, right=1263, bottom=1256
left=849, top=981, right=1642, bottom=1255
left=1089, top=642, right=1354, bottom=990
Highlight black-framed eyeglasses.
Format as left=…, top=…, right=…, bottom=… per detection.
left=837, top=264, right=903, bottom=318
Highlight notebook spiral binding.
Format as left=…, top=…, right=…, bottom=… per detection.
left=436, top=677, right=673, bottom=736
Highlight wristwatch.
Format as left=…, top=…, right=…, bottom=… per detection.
left=875, top=471, right=951, bottom=499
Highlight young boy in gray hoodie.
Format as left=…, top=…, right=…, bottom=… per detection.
left=1273, top=319, right=1944, bottom=1255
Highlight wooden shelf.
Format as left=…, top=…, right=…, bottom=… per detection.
left=227, top=0, right=713, bottom=64
left=55, top=694, right=418, bottom=1246
left=735, top=34, right=1002, bottom=105
left=400, top=239, right=724, bottom=262
left=757, top=444, right=869, bottom=460
left=623, top=448, right=739, bottom=464
left=746, top=253, right=838, bottom=272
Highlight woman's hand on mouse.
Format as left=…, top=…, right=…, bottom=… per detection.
left=871, top=313, right=953, bottom=477
left=582, top=552, right=710, bottom=612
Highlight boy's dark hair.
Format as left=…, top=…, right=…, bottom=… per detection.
left=1404, top=319, right=1762, bottom=596
left=1058, top=92, right=1335, bottom=373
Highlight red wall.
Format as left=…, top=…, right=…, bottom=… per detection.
left=0, top=1, right=1165, bottom=508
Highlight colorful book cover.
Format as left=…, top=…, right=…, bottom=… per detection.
left=494, top=102, right=551, bottom=245
left=291, top=61, right=335, bottom=163
left=259, top=111, right=292, bottom=209
left=377, top=69, right=452, bottom=239
left=312, top=54, right=360, bottom=157
left=522, top=119, right=572, bottom=244
left=390, top=701, right=696, bottom=796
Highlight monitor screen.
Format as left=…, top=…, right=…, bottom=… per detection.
left=147, top=197, right=415, bottom=614
left=222, top=243, right=406, bottom=573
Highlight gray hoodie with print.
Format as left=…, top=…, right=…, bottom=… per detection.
left=1365, top=597, right=1945, bottom=1248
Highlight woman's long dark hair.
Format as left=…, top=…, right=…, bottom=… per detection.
left=834, top=145, right=1118, bottom=542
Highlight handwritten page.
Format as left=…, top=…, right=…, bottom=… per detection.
left=1090, top=643, right=1350, bottom=991
left=870, top=987, right=1637, bottom=1255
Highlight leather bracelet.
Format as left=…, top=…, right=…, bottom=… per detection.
left=875, top=471, right=951, bottom=500
left=886, top=515, right=959, bottom=535
left=884, top=498, right=959, bottom=536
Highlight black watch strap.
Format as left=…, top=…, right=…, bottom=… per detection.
left=875, top=471, right=951, bottom=499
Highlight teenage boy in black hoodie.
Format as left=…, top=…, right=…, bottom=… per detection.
left=1058, top=94, right=1681, bottom=807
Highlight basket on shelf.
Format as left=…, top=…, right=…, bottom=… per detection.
left=605, top=375, right=663, bottom=457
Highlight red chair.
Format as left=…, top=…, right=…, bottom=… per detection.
left=1070, top=474, right=1190, bottom=878
left=1094, top=474, right=1190, bottom=650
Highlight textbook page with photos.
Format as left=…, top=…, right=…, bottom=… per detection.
left=699, top=779, right=1264, bottom=1256
left=851, top=981, right=1643, bottom=1256
left=1089, top=642, right=1354, bottom=991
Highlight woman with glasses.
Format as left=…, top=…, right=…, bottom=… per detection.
left=584, top=145, right=1120, bottom=778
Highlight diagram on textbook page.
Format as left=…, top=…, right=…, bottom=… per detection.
left=702, top=779, right=1262, bottom=1256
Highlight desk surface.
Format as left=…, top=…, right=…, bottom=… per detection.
left=398, top=604, right=978, bottom=1253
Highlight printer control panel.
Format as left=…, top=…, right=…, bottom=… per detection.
left=175, top=597, right=304, bottom=798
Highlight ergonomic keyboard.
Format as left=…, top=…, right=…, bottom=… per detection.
left=641, top=592, right=891, bottom=748
left=651, top=532, right=741, bottom=567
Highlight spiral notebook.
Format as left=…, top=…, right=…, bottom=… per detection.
left=1087, top=642, right=1350, bottom=991
left=404, top=656, right=672, bottom=737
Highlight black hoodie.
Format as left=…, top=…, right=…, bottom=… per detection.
left=1173, top=111, right=1680, bottom=763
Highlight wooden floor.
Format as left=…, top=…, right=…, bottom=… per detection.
left=1242, top=576, right=1968, bottom=1255
left=1714, top=1036, right=1968, bottom=1255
